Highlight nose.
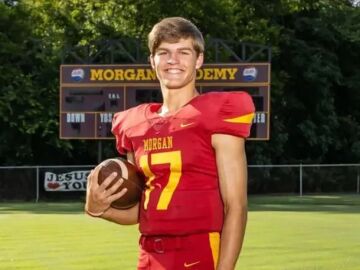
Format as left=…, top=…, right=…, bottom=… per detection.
left=167, top=52, right=179, bottom=64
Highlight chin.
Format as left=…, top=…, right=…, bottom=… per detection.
left=166, top=84, right=186, bottom=90
left=162, top=81, right=187, bottom=90
left=163, top=77, right=195, bottom=89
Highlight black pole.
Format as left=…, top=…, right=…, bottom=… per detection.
left=97, top=141, right=102, bottom=163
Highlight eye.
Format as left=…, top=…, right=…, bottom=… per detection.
left=180, top=50, right=191, bottom=55
left=156, top=51, right=167, bottom=56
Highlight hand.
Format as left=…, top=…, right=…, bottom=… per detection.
left=85, top=164, right=128, bottom=217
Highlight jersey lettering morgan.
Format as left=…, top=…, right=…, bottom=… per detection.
left=111, top=92, right=255, bottom=235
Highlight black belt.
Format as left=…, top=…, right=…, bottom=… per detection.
left=139, top=235, right=183, bottom=254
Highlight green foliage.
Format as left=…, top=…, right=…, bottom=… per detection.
left=275, top=2, right=360, bottom=163
left=0, top=0, right=359, bottom=165
left=0, top=1, right=91, bottom=164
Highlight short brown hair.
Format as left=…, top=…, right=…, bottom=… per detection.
left=148, top=17, right=204, bottom=56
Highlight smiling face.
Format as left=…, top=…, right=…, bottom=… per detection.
left=150, top=38, right=204, bottom=90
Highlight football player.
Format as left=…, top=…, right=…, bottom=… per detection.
left=86, top=17, right=255, bottom=270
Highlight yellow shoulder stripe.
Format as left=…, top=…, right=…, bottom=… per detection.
left=223, top=113, right=255, bottom=124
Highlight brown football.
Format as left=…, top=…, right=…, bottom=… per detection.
left=97, top=158, right=145, bottom=209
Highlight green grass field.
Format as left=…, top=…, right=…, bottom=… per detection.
left=1, top=195, right=360, bottom=270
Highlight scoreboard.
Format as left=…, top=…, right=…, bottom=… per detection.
left=60, top=63, right=270, bottom=140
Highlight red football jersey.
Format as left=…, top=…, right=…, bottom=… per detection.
left=112, top=92, right=255, bottom=235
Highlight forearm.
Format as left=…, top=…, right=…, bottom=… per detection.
left=100, top=203, right=140, bottom=225
left=217, top=205, right=248, bottom=270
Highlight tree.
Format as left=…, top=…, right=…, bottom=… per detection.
left=0, top=0, right=359, bottom=165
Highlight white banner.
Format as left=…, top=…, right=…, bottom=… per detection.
left=44, top=170, right=89, bottom=191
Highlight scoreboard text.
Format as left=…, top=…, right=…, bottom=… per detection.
left=60, top=63, right=270, bottom=140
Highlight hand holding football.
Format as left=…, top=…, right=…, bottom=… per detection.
left=97, top=158, right=145, bottom=209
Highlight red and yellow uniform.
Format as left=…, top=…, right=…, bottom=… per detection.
left=112, top=91, right=254, bottom=270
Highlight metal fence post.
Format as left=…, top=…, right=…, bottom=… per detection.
left=357, top=168, right=359, bottom=194
left=299, top=163, right=303, bottom=197
left=36, top=166, right=39, bottom=203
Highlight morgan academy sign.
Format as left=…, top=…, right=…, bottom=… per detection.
left=61, top=63, right=270, bottom=84
left=88, top=67, right=238, bottom=81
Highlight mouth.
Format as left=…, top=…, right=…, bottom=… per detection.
left=165, top=68, right=183, bottom=74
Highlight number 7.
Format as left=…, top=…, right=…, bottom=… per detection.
left=139, top=151, right=182, bottom=210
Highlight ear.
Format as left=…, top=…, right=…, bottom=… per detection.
left=195, top=53, right=204, bottom=69
left=149, top=55, right=155, bottom=69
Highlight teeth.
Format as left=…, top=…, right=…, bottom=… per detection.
left=167, top=69, right=182, bottom=74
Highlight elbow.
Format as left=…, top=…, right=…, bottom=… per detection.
left=223, top=200, right=248, bottom=217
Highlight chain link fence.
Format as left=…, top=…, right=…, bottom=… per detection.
left=248, top=164, right=360, bottom=195
left=0, top=164, right=359, bottom=202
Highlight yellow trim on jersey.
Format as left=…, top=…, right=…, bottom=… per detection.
left=140, top=155, right=155, bottom=210
left=224, top=112, right=255, bottom=124
left=209, top=232, right=220, bottom=269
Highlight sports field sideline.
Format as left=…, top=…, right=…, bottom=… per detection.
left=0, top=195, right=359, bottom=270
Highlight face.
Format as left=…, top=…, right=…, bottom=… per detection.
left=150, top=38, right=203, bottom=90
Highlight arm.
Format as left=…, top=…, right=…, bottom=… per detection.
left=212, top=134, right=248, bottom=270
left=85, top=152, right=140, bottom=225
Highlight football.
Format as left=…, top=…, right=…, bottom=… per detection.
left=97, top=158, right=145, bottom=209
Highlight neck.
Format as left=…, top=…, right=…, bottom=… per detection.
left=159, top=85, right=199, bottom=116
